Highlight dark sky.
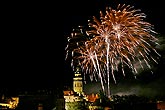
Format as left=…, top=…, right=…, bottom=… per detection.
left=63, top=0, right=164, bottom=35
left=1, top=1, right=64, bottom=90
left=1, top=0, right=164, bottom=96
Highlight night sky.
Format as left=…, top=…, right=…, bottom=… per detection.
left=1, top=0, right=164, bottom=97
left=62, top=0, right=165, bottom=98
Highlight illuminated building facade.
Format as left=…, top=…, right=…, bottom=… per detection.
left=73, top=66, right=83, bottom=94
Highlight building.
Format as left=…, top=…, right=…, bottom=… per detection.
left=64, top=66, right=87, bottom=110
left=73, top=66, right=83, bottom=95
left=157, top=101, right=165, bottom=110
left=0, top=94, right=19, bottom=109
left=64, top=66, right=100, bottom=110
left=16, top=88, right=65, bottom=110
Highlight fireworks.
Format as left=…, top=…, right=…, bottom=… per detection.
left=65, top=4, right=160, bottom=97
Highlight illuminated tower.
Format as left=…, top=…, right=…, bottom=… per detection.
left=73, top=66, right=83, bottom=94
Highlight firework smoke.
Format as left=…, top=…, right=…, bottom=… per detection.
left=65, top=4, right=160, bottom=97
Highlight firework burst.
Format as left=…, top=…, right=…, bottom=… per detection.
left=65, top=4, right=161, bottom=97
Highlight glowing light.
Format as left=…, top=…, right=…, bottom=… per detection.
left=65, top=4, right=160, bottom=97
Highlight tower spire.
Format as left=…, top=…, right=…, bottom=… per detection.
left=73, top=66, right=83, bottom=94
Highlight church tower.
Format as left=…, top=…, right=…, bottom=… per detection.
left=73, top=66, right=83, bottom=94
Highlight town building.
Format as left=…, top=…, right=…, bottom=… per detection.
left=63, top=66, right=100, bottom=110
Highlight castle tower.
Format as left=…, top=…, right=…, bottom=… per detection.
left=73, top=66, right=83, bottom=94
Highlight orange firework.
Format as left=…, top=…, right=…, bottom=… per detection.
left=65, top=4, right=161, bottom=97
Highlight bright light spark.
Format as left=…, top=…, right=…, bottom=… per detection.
left=65, top=4, right=161, bottom=98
